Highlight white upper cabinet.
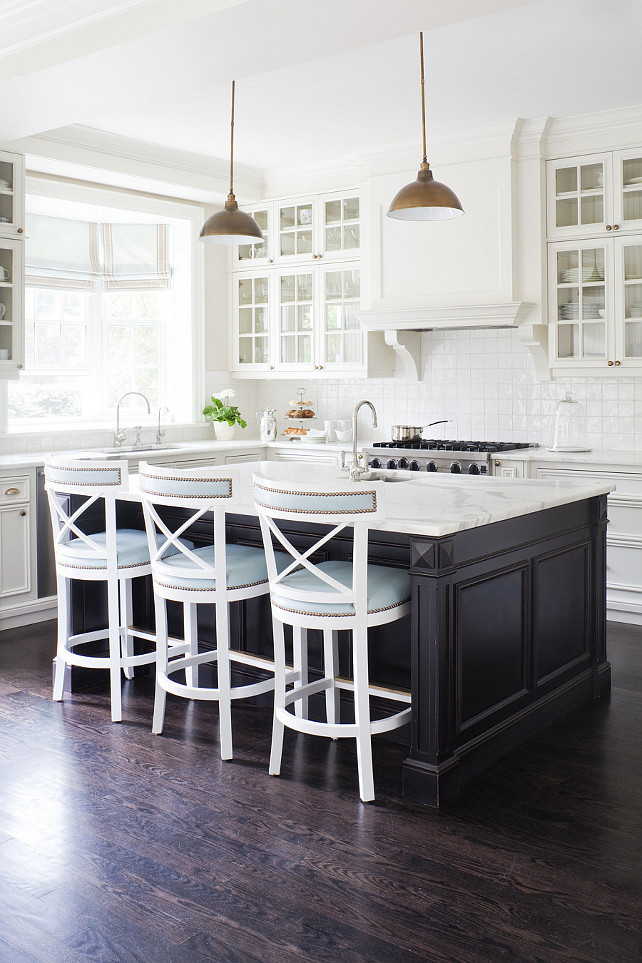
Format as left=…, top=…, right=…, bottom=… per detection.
left=0, top=151, right=25, bottom=380
left=0, top=150, right=25, bottom=239
left=547, top=149, right=642, bottom=240
left=547, top=147, right=642, bottom=373
left=234, top=205, right=271, bottom=266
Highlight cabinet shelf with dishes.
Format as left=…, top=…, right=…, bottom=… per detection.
left=230, top=188, right=392, bottom=378
left=547, top=148, right=642, bottom=375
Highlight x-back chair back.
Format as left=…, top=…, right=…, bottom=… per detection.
left=45, top=456, right=157, bottom=722
left=253, top=473, right=411, bottom=802
left=138, top=462, right=279, bottom=760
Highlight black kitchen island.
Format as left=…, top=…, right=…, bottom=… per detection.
left=73, top=462, right=612, bottom=807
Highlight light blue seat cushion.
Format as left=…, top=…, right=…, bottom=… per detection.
left=271, top=559, right=411, bottom=617
left=56, top=529, right=192, bottom=571
left=154, top=543, right=287, bottom=592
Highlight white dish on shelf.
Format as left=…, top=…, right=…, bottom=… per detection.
left=625, top=176, right=642, bottom=185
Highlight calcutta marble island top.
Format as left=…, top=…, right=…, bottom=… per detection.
left=130, top=460, right=612, bottom=539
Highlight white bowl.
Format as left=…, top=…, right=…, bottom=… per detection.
left=335, top=429, right=353, bottom=442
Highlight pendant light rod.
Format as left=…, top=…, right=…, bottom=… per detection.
left=419, top=31, right=427, bottom=165
left=229, top=80, right=235, bottom=198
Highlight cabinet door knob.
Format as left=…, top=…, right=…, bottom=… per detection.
left=17, top=363, right=23, bottom=369
left=615, top=360, right=621, bottom=366
left=17, top=227, right=24, bottom=234
left=268, top=365, right=274, bottom=370
left=20, top=510, right=27, bottom=516
left=608, top=360, right=614, bottom=366
left=317, top=254, right=323, bottom=259
left=5, top=487, right=20, bottom=495
left=606, top=224, right=612, bottom=231
left=268, top=259, right=274, bottom=263
left=613, top=224, right=620, bottom=231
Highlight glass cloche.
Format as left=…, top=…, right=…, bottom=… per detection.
left=548, top=393, right=591, bottom=452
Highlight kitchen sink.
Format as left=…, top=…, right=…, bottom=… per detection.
left=97, top=444, right=182, bottom=454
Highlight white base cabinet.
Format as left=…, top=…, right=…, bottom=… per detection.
left=529, top=461, right=642, bottom=625
left=0, top=470, right=36, bottom=606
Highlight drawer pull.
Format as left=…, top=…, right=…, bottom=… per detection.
left=4, top=487, right=21, bottom=495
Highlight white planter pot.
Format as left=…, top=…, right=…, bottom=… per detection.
left=213, top=421, right=236, bottom=442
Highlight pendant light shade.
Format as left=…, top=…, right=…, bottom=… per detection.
left=200, top=81, right=264, bottom=245
left=387, top=33, right=463, bottom=222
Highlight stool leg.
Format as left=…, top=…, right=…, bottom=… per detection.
left=269, top=618, right=287, bottom=776
left=323, top=628, right=340, bottom=729
left=184, top=602, right=198, bottom=689
left=352, top=624, right=374, bottom=803
left=53, top=574, right=70, bottom=702
left=216, top=598, right=233, bottom=761
left=107, top=575, right=122, bottom=723
left=293, top=625, right=308, bottom=719
left=120, top=578, right=135, bottom=681
left=152, top=594, right=168, bottom=735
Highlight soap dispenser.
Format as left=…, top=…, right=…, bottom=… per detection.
left=548, top=393, right=591, bottom=452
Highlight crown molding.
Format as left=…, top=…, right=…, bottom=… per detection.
left=543, top=104, right=642, bottom=158
left=6, top=124, right=264, bottom=202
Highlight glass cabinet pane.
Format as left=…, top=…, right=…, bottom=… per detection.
left=554, top=247, right=606, bottom=360
left=322, top=268, right=361, bottom=365
left=323, top=195, right=360, bottom=254
left=622, top=157, right=642, bottom=223
left=238, top=208, right=268, bottom=261
left=0, top=159, right=15, bottom=228
left=279, top=272, right=313, bottom=364
left=280, top=203, right=313, bottom=257
left=554, top=162, right=604, bottom=230
left=236, top=275, right=269, bottom=365
left=625, top=321, right=642, bottom=357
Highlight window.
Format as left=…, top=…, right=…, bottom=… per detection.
left=4, top=183, right=203, bottom=430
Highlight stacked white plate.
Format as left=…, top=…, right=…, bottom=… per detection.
left=561, top=268, right=604, bottom=283
left=625, top=176, right=642, bottom=186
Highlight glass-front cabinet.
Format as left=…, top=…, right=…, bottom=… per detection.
left=548, top=149, right=642, bottom=239
left=231, top=189, right=374, bottom=376
left=0, top=150, right=25, bottom=239
left=232, top=272, right=273, bottom=371
left=549, top=238, right=642, bottom=369
left=547, top=148, right=642, bottom=373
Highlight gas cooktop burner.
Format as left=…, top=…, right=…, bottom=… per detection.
left=372, top=440, right=532, bottom=453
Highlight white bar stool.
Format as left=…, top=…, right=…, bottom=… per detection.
left=139, top=462, right=290, bottom=761
left=45, top=457, right=190, bottom=722
left=253, top=473, right=412, bottom=803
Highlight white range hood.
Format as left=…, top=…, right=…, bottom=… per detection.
left=358, top=301, right=543, bottom=380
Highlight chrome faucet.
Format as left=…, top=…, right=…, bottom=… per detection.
left=156, top=406, right=169, bottom=446
left=113, top=391, right=151, bottom=447
left=341, top=400, right=377, bottom=482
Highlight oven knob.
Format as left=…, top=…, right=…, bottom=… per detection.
left=468, top=463, right=480, bottom=475
left=426, top=461, right=438, bottom=472
left=409, top=460, right=420, bottom=471
left=397, top=457, right=408, bottom=469
left=387, top=459, right=397, bottom=469
left=450, top=462, right=462, bottom=474
left=369, top=458, right=381, bottom=469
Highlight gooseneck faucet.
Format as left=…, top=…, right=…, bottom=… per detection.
left=113, top=391, right=151, bottom=447
left=342, top=399, right=377, bottom=481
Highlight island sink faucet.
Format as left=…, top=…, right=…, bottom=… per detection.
left=341, top=400, right=377, bottom=482
left=113, top=391, right=151, bottom=447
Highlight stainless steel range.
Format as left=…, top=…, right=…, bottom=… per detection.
left=361, top=439, right=534, bottom=476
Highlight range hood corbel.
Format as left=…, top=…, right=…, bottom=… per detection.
left=359, top=301, right=538, bottom=380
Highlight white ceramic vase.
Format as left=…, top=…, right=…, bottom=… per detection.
left=213, top=420, right=236, bottom=442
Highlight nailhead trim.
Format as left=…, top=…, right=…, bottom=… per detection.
left=254, top=483, right=377, bottom=515
left=154, top=576, right=268, bottom=592
left=271, top=597, right=410, bottom=617
left=140, top=473, right=232, bottom=498
left=47, top=464, right=122, bottom=486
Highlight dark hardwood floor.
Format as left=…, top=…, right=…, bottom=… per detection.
left=0, top=620, right=640, bottom=963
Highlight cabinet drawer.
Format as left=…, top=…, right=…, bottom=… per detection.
left=0, top=475, right=30, bottom=503
left=224, top=451, right=263, bottom=463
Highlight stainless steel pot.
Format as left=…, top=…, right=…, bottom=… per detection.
left=390, top=420, right=449, bottom=443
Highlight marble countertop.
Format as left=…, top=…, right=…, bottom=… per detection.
left=129, top=460, right=612, bottom=538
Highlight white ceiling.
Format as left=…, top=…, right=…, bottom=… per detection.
left=1, top=0, right=640, bottom=175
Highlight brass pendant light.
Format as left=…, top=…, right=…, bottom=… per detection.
left=387, top=33, right=464, bottom=221
left=199, top=81, right=264, bottom=244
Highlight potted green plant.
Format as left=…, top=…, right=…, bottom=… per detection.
left=203, top=388, right=247, bottom=441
